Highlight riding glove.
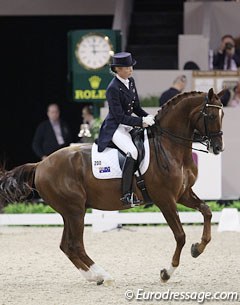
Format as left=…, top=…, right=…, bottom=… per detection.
left=142, top=115, right=155, bottom=126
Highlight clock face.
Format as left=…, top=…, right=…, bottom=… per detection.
left=75, top=34, right=113, bottom=70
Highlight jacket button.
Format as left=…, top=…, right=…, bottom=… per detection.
left=132, top=101, right=134, bottom=104
left=128, top=110, right=130, bottom=113
left=131, top=107, right=133, bottom=110
left=128, top=103, right=131, bottom=106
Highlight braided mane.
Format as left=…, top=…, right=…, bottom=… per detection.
left=163, top=91, right=203, bottom=108
left=156, top=91, right=204, bottom=121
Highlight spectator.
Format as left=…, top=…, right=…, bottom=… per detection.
left=78, top=105, right=95, bottom=143
left=220, top=89, right=231, bottom=107
left=183, top=61, right=200, bottom=70
left=32, top=103, right=72, bottom=160
left=213, top=34, right=240, bottom=70
left=228, top=82, right=240, bottom=107
left=159, top=75, right=187, bottom=107
left=82, top=105, right=95, bottom=129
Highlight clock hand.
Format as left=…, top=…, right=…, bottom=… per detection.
left=90, top=44, right=97, bottom=55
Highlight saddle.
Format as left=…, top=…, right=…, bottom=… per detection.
left=92, top=128, right=153, bottom=204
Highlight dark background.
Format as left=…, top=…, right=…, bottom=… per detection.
left=0, top=16, right=112, bottom=168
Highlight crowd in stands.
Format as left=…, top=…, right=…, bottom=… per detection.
left=159, top=34, right=240, bottom=108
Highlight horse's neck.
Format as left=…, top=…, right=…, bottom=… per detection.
left=160, top=95, right=202, bottom=137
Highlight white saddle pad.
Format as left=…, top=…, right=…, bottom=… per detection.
left=92, top=129, right=150, bottom=179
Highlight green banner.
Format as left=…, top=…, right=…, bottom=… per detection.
left=68, top=29, right=121, bottom=103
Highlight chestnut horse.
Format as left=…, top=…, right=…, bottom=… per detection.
left=0, top=88, right=224, bottom=286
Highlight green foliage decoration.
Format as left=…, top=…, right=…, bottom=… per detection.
left=2, top=201, right=240, bottom=214
left=140, top=96, right=159, bottom=107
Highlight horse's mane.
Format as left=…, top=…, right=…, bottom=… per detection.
left=156, top=91, right=204, bottom=120
left=164, top=91, right=203, bottom=108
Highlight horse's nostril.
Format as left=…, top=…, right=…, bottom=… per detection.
left=214, top=145, right=222, bottom=154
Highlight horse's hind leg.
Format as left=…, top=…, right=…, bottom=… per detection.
left=156, top=201, right=186, bottom=282
left=179, top=188, right=212, bottom=257
left=60, top=213, right=114, bottom=286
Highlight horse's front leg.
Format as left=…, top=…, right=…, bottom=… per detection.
left=156, top=201, right=186, bottom=282
left=179, top=188, right=212, bottom=257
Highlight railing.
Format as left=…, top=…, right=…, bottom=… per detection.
left=1, top=209, right=239, bottom=232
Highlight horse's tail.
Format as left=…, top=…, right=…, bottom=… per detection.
left=0, top=163, right=38, bottom=204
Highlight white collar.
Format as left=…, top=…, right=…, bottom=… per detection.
left=116, top=75, right=129, bottom=87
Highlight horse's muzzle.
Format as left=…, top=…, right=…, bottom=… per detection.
left=210, top=139, right=224, bottom=155
left=213, top=144, right=223, bottom=155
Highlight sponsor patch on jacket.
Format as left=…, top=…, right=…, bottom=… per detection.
left=99, top=166, right=111, bottom=173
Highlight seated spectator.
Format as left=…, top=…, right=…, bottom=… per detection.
left=183, top=61, right=200, bottom=70
left=228, top=82, right=240, bottom=107
left=220, top=89, right=231, bottom=107
left=159, top=75, right=187, bottom=107
left=213, top=34, right=240, bottom=70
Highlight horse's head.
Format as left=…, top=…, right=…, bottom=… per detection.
left=193, top=88, right=225, bottom=155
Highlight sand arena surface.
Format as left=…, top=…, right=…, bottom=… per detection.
left=0, top=225, right=239, bottom=305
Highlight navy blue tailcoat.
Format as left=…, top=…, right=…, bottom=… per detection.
left=98, top=76, right=148, bottom=152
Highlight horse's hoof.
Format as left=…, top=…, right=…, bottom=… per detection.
left=191, top=243, right=201, bottom=258
left=103, top=278, right=115, bottom=287
left=160, top=269, right=170, bottom=283
left=97, top=279, right=104, bottom=285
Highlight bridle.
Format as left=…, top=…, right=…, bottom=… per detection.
left=196, top=95, right=223, bottom=143
left=154, top=95, right=224, bottom=153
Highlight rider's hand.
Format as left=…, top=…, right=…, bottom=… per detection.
left=142, top=115, right=155, bottom=127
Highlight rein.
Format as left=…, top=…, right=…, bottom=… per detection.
left=157, top=128, right=210, bottom=153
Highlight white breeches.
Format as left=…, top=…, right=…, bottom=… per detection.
left=112, top=124, right=138, bottom=160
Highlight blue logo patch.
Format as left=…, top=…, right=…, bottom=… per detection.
left=99, top=166, right=111, bottom=173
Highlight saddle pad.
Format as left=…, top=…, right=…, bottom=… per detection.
left=92, top=129, right=150, bottom=179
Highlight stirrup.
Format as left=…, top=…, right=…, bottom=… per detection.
left=120, top=192, right=142, bottom=207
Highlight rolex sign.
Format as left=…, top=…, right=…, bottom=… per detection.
left=68, top=29, right=121, bottom=102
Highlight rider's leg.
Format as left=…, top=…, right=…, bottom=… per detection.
left=120, top=152, right=142, bottom=205
left=112, top=125, right=138, bottom=160
left=112, top=125, right=140, bottom=205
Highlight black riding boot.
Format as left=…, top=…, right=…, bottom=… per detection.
left=120, top=153, right=142, bottom=206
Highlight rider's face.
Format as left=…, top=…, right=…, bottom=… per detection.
left=115, top=66, right=133, bottom=79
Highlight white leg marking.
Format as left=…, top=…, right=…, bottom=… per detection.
left=79, top=264, right=114, bottom=285
left=167, top=265, right=177, bottom=277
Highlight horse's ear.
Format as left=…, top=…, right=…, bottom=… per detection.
left=208, top=88, right=214, bottom=100
left=217, top=88, right=227, bottom=99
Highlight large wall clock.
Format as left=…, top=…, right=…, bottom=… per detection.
left=75, top=33, right=114, bottom=70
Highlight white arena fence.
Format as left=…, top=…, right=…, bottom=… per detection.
left=0, top=211, right=219, bottom=226
left=0, top=210, right=236, bottom=225
left=0, top=209, right=240, bottom=232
